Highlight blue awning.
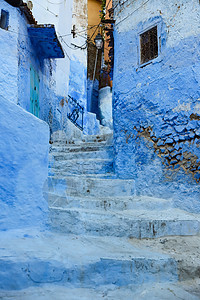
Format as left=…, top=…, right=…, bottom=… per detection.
left=28, top=24, right=65, bottom=59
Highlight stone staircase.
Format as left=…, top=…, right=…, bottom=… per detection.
left=47, top=132, right=200, bottom=239
left=1, top=131, right=200, bottom=299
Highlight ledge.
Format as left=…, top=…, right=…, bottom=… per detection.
left=28, top=24, right=65, bottom=59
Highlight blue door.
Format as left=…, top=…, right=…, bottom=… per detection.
left=30, top=66, right=40, bottom=117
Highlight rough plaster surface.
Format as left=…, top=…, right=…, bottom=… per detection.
left=99, top=86, right=113, bottom=129
left=31, top=0, right=72, bottom=97
left=0, top=98, right=49, bottom=230
left=113, top=0, right=200, bottom=213
left=130, top=235, right=200, bottom=283
left=68, top=0, right=88, bottom=109
left=0, top=2, right=18, bottom=104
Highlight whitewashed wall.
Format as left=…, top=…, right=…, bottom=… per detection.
left=29, top=0, right=73, bottom=96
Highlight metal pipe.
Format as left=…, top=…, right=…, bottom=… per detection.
left=90, top=48, right=99, bottom=107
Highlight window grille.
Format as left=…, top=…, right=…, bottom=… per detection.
left=0, top=10, right=9, bottom=30
left=140, top=26, right=158, bottom=64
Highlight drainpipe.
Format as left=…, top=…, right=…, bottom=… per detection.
left=90, top=48, right=99, bottom=105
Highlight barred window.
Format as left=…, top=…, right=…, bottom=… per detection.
left=0, top=10, right=9, bottom=30
left=140, top=26, right=158, bottom=64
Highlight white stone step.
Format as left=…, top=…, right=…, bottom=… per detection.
left=47, top=176, right=136, bottom=197
left=51, top=140, right=112, bottom=148
left=46, top=194, right=173, bottom=211
left=50, top=143, right=113, bottom=153
left=1, top=282, right=199, bottom=300
left=49, top=149, right=113, bottom=161
left=49, top=207, right=200, bottom=238
left=49, top=158, right=114, bottom=175
left=82, top=133, right=113, bottom=143
left=0, top=229, right=177, bottom=290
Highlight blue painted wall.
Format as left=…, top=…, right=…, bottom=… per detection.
left=87, top=78, right=100, bottom=120
left=0, top=1, right=65, bottom=137
left=0, top=97, right=49, bottom=230
left=68, top=58, right=87, bottom=109
left=0, top=2, right=18, bottom=104
left=17, top=10, right=62, bottom=133
left=113, top=8, right=200, bottom=212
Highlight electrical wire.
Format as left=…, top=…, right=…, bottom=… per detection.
left=7, top=27, right=71, bottom=60
left=60, top=24, right=99, bottom=38
left=59, top=36, right=87, bottom=50
left=33, top=0, right=58, bottom=17
left=114, top=0, right=151, bottom=26
left=88, top=23, right=101, bottom=41
left=62, top=47, right=71, bottom=60
left=8, top=27, right=92, bottom=51
left=6, top=23, right=99, bottom=40
left=105, top=0, right=112, bottom=11
left=76, top=33, right=87, bottom=39
left=47, top=0, right=65, bottom=4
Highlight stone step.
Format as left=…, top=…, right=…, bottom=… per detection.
left=82, top=133, right=113, bottom=143
left=47, top=176, right=136, bottom=197
left=49, top=158, right=114, bottom=175
left=49, top=207, right=200, bottom=238
left=51, top=133, right=113, bottom=145
left=0, top=229, right=177, bottom=291
left=47, top=194, right=173, bottom=211
left=50, top=143, right=113, bottom=153
left=49, top=149, right=114, bottom=161
left=1, top=282, right=199, bottom=300
left=51, top=140, right=112, bottom=147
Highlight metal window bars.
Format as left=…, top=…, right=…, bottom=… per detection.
left=140, top=26, right=158, bottom=65
left=67, top=95, right=84, bottom=131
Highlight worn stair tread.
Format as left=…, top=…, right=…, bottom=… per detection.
left=49, top=206, right=200, bottom=221
left=48, top=173, right=116, bottom=178
left=49, top=207, right=200, bottom=238
left=50, top=142, right=113, bottom=150
left=49, top=150, right=113, bottom=160
left=0, top=229, right=172, bottom=264
left=47, top=176, right=136, bottom=197
left=50, top=146, right=113, bottom=150
left=48, top=175, right=133, bottom=181
left=47, top=194, right=173, bottom=211
left=0, top=229, right=179, bottom=290
left=50, top=158, right=113, bottom=163
left=0, top=282, right=199, bottom=300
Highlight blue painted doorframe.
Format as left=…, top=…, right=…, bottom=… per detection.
left=30, top=66, right=40, bottom=117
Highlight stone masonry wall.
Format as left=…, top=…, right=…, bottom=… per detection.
left=113, top=0, right=200, bottom=213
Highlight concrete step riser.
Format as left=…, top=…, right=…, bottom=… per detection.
left=49, top=161, right=114, bottom=175
left=49, top=208, right=200, bottom=239
left=47, top=177, right=136, bottom=197
left=50, top=143, right=113, bottom=153
left=52, top=133, right=113, bottom=144
left=49, top=150, right=114, bottom=161
left=82, top=133, right=113, bottom=143
left=46, top=194, right=173, bottom=211
left=0, top=256, right=177, bottom=290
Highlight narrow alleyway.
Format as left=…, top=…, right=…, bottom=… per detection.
left=1, top=130, right=200, bottom=299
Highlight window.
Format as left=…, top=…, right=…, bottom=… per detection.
left=140, top=26, right=158, bottom=65
left=0, top=10, right=9, bottom=30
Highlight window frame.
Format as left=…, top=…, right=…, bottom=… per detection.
left=138, top=21, right=162, bottom=68
left=0, top=9, right=9, bottom=30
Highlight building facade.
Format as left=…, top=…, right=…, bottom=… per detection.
left=113, top=0, right=200, bottom=213
left=0, top=0, right=67, bottom=133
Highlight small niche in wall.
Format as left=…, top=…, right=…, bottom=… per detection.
left=0, top=10, right=9, bottom=30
